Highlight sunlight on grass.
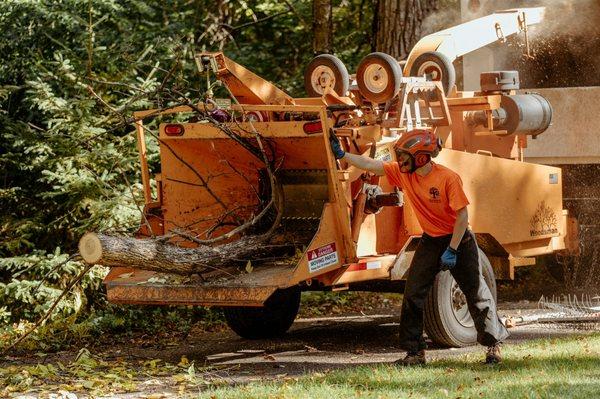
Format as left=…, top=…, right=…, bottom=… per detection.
left=199, top=333, right=600, bottom=399
left=1, top=333, right=598, bottom=398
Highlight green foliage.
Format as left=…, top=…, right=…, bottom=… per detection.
left=1, top=0, right=205, bottom=325
left=0, top=304, right=224, bottom=353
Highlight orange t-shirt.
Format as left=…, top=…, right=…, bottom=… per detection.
left=383, top=161, right=470, bottom=237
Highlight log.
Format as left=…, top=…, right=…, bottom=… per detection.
left=78, top=232, right=289, bottom=275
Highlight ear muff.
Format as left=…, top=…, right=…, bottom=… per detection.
left=414, top=153, right=430, bottom=168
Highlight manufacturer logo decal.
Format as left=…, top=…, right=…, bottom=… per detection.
left=530, top=201, right=558, bottom=237
left=307, top=242, right=339, bottom=273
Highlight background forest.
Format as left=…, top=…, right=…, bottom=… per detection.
left=0, top=0, right=455, bottom=342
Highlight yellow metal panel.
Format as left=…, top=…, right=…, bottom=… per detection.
left=436, top=149, right=564, bottom=249
left=104, top=267, right=289, bottom=306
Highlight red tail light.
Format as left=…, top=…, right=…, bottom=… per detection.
left=164, top=124, right=184, bottom=136
left=303, top=121, right=322, bottom=134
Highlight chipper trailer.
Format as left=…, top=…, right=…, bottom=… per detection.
left=79, top=7, right=578, bottom=347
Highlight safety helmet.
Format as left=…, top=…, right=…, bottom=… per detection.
left=393, top=129, right=442, bottom=172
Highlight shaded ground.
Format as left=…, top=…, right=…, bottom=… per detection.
left=2, top=300, right=597, bottom=398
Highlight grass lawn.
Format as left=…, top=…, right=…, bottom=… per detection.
left=200, top=333, right=600, bottom=399
left=1, top=333, right=598, bottom=398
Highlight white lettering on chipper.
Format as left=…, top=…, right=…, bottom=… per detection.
left=308, top=243, right=339, bottom=273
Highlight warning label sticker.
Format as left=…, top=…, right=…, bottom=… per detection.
left=375, top=147, right=392, bottom=162
left=307, top=242, right=339, bottom=273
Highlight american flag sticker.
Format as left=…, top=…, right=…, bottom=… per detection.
left=307, top=242, right=339, bottom=273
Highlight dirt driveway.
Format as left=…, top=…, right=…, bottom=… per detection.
left=3, top=301, right=597, bottom=398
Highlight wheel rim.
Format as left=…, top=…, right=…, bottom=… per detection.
left=362, top=63, right=389, bottom=94
left=450, top=280, right=473, bottom=328
left=417, top=61, right=443, bottom=81
left=310, top=65, right=336, bottom=94
left=245, top=111, right=263, bottom=122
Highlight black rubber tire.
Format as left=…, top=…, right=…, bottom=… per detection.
left=410, top=51, right=456, bottom=96
left=424, top=248, right=497, bottom=348
left=356, top=52, right=403, bottom=103
left=223, top=286, right=301, bottom=339
left=304, top=54, right=350, bottom=97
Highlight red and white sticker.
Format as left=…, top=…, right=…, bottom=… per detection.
left=345, top=261, right=382, bottom=272
left=307, top=242, right=339, bottom=273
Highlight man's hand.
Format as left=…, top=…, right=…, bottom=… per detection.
left=440, top=246, right=458, bottom=271
left=329, top=132, right=345, bottom=160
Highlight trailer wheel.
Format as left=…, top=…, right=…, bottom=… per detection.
left=356, top=52, right=403, bottom=103
left=410, top=51, right=456, bottom=95
left=304, top=54, right=350, bottom=97
left=223, top=286, right=301, bottom=339
left=424, top=248, right=497, bottom=348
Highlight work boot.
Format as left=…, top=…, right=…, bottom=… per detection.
left=485, top=343, right=502, bottom=364
left=395, top=350, right=426, bottom=366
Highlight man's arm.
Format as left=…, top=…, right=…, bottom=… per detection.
left=342, top=152, right=385, bottom=176
left=449, top=206, right=469, bottom=250
left=329, top=133, right=385, bottom=175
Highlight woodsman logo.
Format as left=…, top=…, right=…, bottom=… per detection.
left=429, top=187, right=441, bottom=203
left=530, top=201, right=558, bottom=237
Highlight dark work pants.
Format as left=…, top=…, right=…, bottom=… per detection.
left=398, top=231, right=509, bottom=352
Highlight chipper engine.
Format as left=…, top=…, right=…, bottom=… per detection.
left=79, top=7, right=577, bottom=347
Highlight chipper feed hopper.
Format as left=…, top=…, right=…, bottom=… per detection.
left=79, top=7, right=577, bottom=347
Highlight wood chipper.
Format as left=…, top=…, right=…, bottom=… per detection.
left=79, top=7, right=578, bottom=347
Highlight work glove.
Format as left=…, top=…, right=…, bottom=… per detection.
left=440, top=246, right=458, bottom=271
left=329, top=131, right=345, bottom=160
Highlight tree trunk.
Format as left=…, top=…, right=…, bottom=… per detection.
left=372, top=0, right=439, bottom=59
left=313, top=0, right=333, bottom=54
left=78, top=232, right=290, bottom=275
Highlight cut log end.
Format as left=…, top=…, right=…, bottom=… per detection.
left=79, top=232, right=103, bottom=264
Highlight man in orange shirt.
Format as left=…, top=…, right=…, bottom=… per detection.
left=330, top=129, right=508, bottom=365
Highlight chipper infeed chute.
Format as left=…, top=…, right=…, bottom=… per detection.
left=88, top=101, right=352, bottom=306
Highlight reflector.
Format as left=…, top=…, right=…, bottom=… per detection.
left=302, top=121, right=322, bottom=134
left=164, top=124, right=184, bottom=136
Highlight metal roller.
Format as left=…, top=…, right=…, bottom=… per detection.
left=498, top=94, right=553, bottom=136
left=469, top=93, right=553, bottom=136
